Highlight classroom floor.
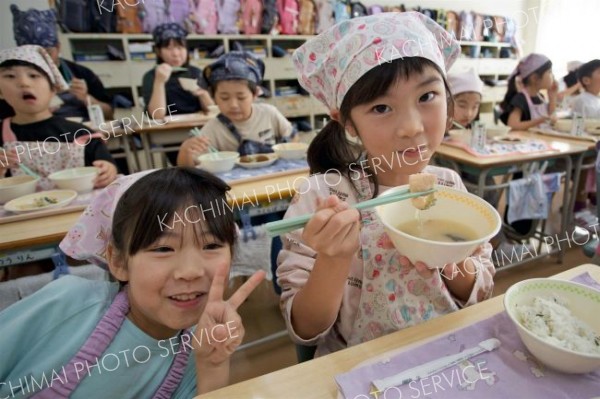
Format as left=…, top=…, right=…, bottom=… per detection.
left=227, top=247, right=593, bottom=385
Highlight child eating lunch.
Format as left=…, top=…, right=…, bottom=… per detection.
left=277, top=12, right=495, bottom=357
left=177, top=51, right=294, bottom=167
left=0, top=45, right=117, bottom=189
left=0, top=167, right=265, bottom=397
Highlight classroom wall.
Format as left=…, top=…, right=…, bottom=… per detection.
left=0, top=0, right=51, bottom=51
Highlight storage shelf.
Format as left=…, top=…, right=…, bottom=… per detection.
left=59, top=33, right=517, bottom=125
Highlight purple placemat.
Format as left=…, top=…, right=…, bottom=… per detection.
left=335, top=272, right=600, bottom=399
left=213, top=158, right=308, bottom=182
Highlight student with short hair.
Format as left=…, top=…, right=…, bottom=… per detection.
left=572, top=59, right=600, bottom=118
left=177, top=52, right=294, bottom=167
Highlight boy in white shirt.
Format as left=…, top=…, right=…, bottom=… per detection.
left=177, top=52, right=294, bottom=166
left=572, top=59, right=600, bottom=118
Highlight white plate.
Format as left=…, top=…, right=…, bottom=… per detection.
left=4, top=190, right=78, bottom=214
left=236, top=153, right=279, bottom=169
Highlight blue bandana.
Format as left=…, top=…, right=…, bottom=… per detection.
left=11, top=4, right=59, bottom=48
left=152, top=23, right=188, bottom=44
left=203, top=52, right=265, bottom=86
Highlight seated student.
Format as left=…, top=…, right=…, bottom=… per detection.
left=499, top=53, right=558, bottom=130
left=572, top=59, right=600, bottom=118
left=0, top=46, right=117, bottom=189
left=142, top=23, right=214, bottom=120
left=448, top=68, right=483, bottom=129
left=177, top=52, right=294, bottom=167
left=0, top=168, right=265, bottom=397
left=278, top=12, right=494, bottom=357
left=0, top=5, right=114, bottom=121
left=558, top=60, right=583, bottom=107
left=142, top=22, right=215, bottom=166
left=448, top=69, right=524, bottom=256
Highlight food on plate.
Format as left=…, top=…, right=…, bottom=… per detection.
left=517, top=295, right=600, bottom=354
left=409, top=173, right=436, bottom=210
left=239, top=154, right=271, bottom=163
left=32, top=196, right=58, bottom=208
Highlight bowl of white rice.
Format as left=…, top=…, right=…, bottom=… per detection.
left=504, top=278, right=600, bottom=374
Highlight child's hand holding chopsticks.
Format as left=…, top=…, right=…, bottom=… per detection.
left=302, top=195, right=361, bottom=259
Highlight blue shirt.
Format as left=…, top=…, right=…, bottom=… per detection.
left=0, top=276, right=196, bottom=398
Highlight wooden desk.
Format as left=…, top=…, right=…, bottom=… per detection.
left=135, top=111, right=218, bottom=170
left=0, top=169, right=308, bottom=252
left=437, top=131, right=590, bottom=168
left=437, top=131, right=593, bottom=265
left=196, top=264, right=600, bottom=398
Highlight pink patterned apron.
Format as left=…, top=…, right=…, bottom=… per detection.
left=3, top=118, right=89, bottom=190
left=347, top=170, right=459, bottom=346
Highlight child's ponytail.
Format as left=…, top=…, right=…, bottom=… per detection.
left=307, top=121, right=361, bottom=176
left=500, top=74, right=519, bottom=112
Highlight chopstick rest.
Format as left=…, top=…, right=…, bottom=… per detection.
left=372, top=338, right=501, bottom=391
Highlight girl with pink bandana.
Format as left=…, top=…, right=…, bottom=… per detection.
left=500, top=53, right=558, bottom=130
left=277, top=12, right=495, bottom=357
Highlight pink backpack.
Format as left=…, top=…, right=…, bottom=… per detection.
left=188, top=0, right=218, bottom=33
left=141, top=0, right=190, bottom=33
left=217, top=0, right=241, bottom=33
left=277, top=0, right=299, bottom=34
left=241, top=0, right=263, bottom=34
left=315, top=0, right=334, bottom=34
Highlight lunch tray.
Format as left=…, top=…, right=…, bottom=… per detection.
left=335, top=273, right=600, bottom=399
left=443, top=138, right=554, bottom=157
left=213, top=158, right=309, bottom=184
left=0, top=190, right=101, bottom=224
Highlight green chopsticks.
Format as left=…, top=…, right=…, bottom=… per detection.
left=264, top=188, right=436, bottom=237
left=189, top=127, right=219, bottom=154
left=19, top=164, right=40, bottom=179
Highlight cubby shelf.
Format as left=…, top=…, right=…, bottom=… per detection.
left=59, top=33, right=517, bottom=126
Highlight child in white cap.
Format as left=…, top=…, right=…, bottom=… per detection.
left=447, top=68, right=484, bottom=129
left=277, top=12, right=495, bottom=357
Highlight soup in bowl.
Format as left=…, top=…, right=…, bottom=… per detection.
left=375, top=185, right=501, bottom=268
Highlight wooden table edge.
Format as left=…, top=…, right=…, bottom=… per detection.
left=194, top=264, right=600, bottom=398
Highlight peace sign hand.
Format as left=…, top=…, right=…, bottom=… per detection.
left=193, top=263, right=266, bottom=366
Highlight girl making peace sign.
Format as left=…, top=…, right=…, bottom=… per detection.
left=0, top=168, right=264, bottom=398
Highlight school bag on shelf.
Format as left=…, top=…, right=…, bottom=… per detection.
left=493, top=15, right=506, bottom=42
left=140, top=0, right=190, bottom=33
left=277, top=0, right=299, bottom=35
left=241, top=0, right=264, bottom=34
left=315, top=0, right=335, bottom=33
left=472, top=12, right=484, bottom=41
left=188, top=0, right=218, bottom=33
left=261, top=0, right=279, bottom=33
left=482, top=15, right=494, bottom=42
left=334, top=0, right=350, bottom=23
left=436, top=9, right=446, bottom=29
left=368, top=5, right=383, bottom=15
left=459, top=10, right=474, bottom=41
left=350, top=1, right=367, bottom=18
left=57, top=0, right=116, bottom=32
left=216, top=0, right=241, bottom=34
left=446, top=10, right=460, bottom=40
left=298, top=0, right=316, bottom=35
left=116, top=3, right=143, bottom=33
